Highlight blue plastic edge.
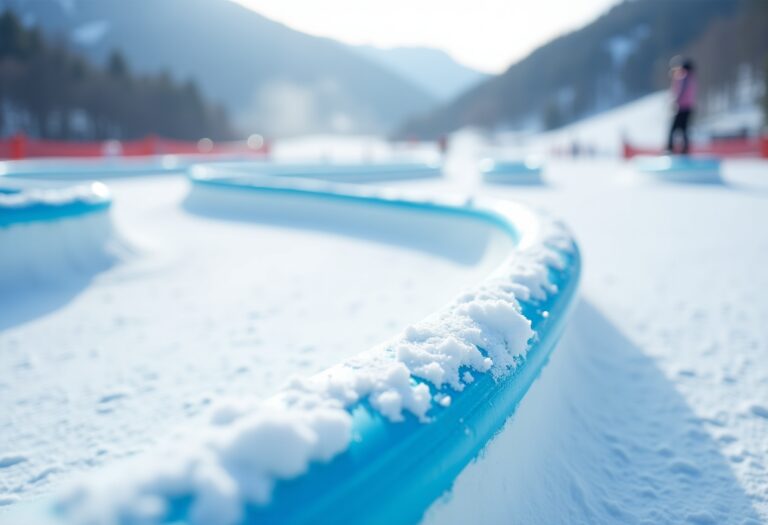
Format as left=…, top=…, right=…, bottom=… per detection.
left=191, top=175, right=519, bottom=242
left=242, top=252, right=579, bottom=525
left=0, top=195, right=110, bottom=228
left=484, top=164, right=542, bottom=175
left=174, top=173, right=581, bottom=525
left=10, top=170, right=580, bottom=525
left=633, top=155, right=721, bottom=173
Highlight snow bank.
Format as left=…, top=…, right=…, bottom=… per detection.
left=46, top=164, right=579, bottom=525
left=0, top=179, right=123, bottom=290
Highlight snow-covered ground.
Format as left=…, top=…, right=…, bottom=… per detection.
left=1, top=102, right=767, bottom=522
left=521, top=90, right=765, bottom=157
left=0, top=174, right=510, bottom=507
left=530, top=91, right=671, bottom=156
left=415, top=154, right=768, bottom=524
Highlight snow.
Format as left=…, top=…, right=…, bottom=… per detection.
left=0, top=212, right=121, bottom=291
left=527, top=91, right=670, bottom=155
left=413, top=156, right=768, bottom=524
left=201, top=159, right=443, bottom=183
left=266, top=134, right=441, bottom=164
left=0, top=180, right=109, bottom=211
left=631, top=155, right=723, bottom=184
left=0, top=172, right=517, bottom=513
left=1, top=93, right=768, bottom=524
left=0, top=180, right=120, bottom=290
left=698, top=104, right=765, bottom=138
left=480, top=158, right=544, bottom=185
left=3, top=165, right=570, bottom=524
left=0, top=158, right=190, bottom=179
left=527, top=89, right=765, bottom=157
left=40, top=168, right=570, bottom=525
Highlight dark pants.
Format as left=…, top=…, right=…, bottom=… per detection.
left=667, top=109, right=692, bottom=155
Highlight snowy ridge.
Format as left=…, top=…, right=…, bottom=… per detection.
left=45, top=165, right=580, bottom=525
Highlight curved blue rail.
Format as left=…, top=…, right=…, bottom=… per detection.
left=5, top=162, right=579, bottom=525
left=185, top=166, right=578, bottom=524
left=191, top=170, right=518, bottom=241
left=0, top=180, right=111, bottom=227
left=480, top=159, right=543, bottom=185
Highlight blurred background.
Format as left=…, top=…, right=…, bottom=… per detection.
left=0, top=0, right=765, bottom=153
left=2, top=2, right=768, bottom=520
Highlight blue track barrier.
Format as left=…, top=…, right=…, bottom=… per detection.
left=480, top=159, right=543, bottom=185
left=0, top=180, right=111, bottom=227
left=3, top=161, right=580, bottom=525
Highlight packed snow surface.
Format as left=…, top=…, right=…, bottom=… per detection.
left=415, top=150, right=768, bottom=524
left=2, top=115, right=768, bottom=525
left=41, top=168, right=572, bottom=525
left=0, top=174, right=514, bottom=511
left=525, top=90, right=764, bottom=156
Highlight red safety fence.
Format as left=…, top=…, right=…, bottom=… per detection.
left=623, top=136, right=768, bottom=160
left=0, top=134, right=270, bottom=160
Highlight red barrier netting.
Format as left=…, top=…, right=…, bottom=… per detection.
left=623, top=136, right=768, bottom=160
left=0, top=134, right=270, bottom=160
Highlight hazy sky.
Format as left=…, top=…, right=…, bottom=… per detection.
left=233, top=0, right=622, bottom=73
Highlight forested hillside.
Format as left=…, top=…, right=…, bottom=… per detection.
left=0, top=10, right=233, bottom=140
left=683, top=0, right=768, bottom=123
left=2, top=0, right=435, bottom=137
left=400, top=0, right=762, bottom=138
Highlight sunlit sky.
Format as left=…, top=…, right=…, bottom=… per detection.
left=233, top=0, right=622, bottom=73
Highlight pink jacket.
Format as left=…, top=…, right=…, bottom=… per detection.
left=672, top=71, right=697, bottom=110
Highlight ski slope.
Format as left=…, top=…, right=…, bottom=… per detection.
left=1, top=94, right=768, bottom=523
left=531, top=91, right=671, bottom=155
left=414, top=156, right=768, bottom=524
left=526, top=90, right=764, bottom=157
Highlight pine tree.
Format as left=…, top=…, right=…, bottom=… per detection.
left=0, top=9, right=234, bottom=140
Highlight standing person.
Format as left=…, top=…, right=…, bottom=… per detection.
left=667, top=57, right=697, bottom=155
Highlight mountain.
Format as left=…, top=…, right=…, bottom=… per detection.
left=352, top=45, right=488, bottom=102
left=681, top=0, right=768, bottom=129
left=1, top=0, right=436, bottom=137
left=400, top=0, right=753, bottom=138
